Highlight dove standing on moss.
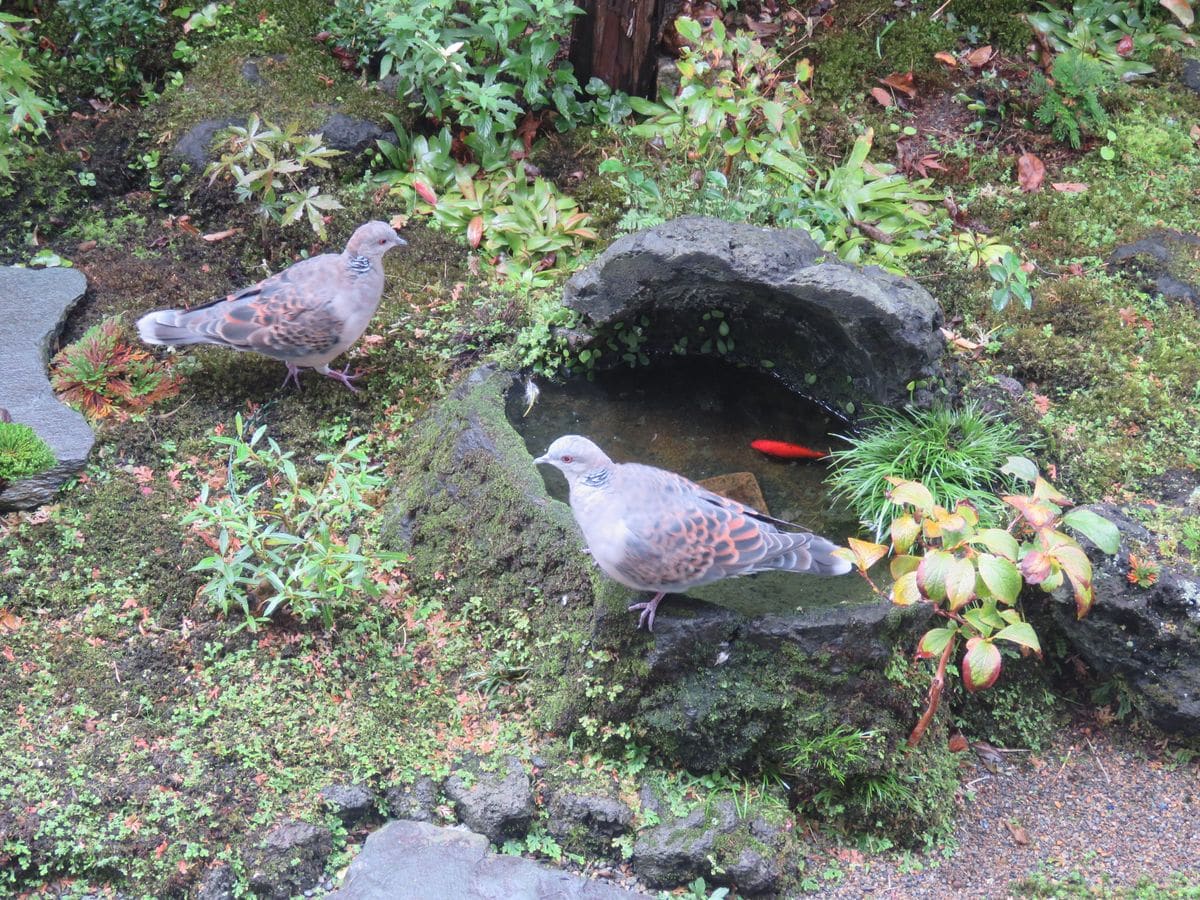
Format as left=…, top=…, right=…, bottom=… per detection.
left=136, top=221, right=406, bottom=392
left=535, top=435, right=852, bottom=631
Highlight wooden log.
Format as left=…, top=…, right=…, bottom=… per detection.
left=570, top=0, right=667, bottom=96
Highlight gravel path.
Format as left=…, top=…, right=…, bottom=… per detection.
left=810, top=718, right=1200, bottom=898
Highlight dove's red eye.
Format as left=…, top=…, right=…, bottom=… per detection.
left=561, top=455, right=574, bottom=463
left=378, top=238, right=387, bottom=245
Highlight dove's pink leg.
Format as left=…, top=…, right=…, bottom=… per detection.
left=282, top=362, right=304, bottom=390
left=323, top=363, right=362, bottom=394
left=629, top=592, right=666, bottom=631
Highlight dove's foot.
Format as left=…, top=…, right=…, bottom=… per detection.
left=281, top=362, right=304, bottom=390
left=323, top=364, right=362, bottom=394
left=628, top=592, right=666, bottom=632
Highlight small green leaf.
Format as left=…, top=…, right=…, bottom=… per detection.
left=916, top=626, right=955, bottom=659
left=1000, top=456, right=1039, bottom=483
left=977, top=553, right=1021, bottom=604
left=973, top=528, right=1019, bottom=560
left=995, top=621, right=1041, bottom=654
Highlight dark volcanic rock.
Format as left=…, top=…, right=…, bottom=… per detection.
left=632, top=798, right=788, bottom=895
left=443, top=755, right=534, bottom=844
left=1107, top=229, right=1200, bottom=305
left=244, top=820, right=332, bottom=899
left=384, top=775, right=440, bottom=822
left=239, top=54, right=287, bottom=85
left=1048, top=505, right=1200, bottom=740
left=544, top=781, right=633, bottom=857
left=0, top=267, right=94, bottom=511
left=560, top=217, right=945, bottom=413
left=196, top=862, right=234, bottom=900
left=172, top=116, right=245, bottom=169
left=317, top=112, right=390, bottom=155
left=1182, top=57, right=1200, bottom=95
left=327, top=820, right=640, bottom=899
left=320, top=783, right=376, bottom=825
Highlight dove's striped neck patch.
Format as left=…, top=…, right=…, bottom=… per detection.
left=583, top=468, right=611, bottom=488
left=347, top=255, right=371, bottom=275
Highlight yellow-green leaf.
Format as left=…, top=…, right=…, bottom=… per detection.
left=891, top=571, right=922, bottom=606
left=973, top=528, right=1019, bottom=560
left=1062, top=509, right=1120, bottom=555
left=887, top=478, right=935, bottom=513
left=916, top=549, right=954, bottom=602
left=891, top=514, right=920, bottom=554
left=946, top=556, right=977, bottom=610
left=847, top=537, right=888, bottom=571
left=890, top=554, right=920, bottom=579
left=916, top=626, right=956, bottom=659
left=962, top=638, right=1002, bottom=693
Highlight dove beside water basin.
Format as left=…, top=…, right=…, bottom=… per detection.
left=509, top=358, right=886, bottom=618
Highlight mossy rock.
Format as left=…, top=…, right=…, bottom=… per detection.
left=380, top=364, right=959, bottom=841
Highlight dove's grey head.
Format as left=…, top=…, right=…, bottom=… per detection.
left=534, top=434, right=612, bottom=482
left=345, top=220, right=407, bottom=259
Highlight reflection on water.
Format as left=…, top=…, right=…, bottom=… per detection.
left=508, top=358, right=887, bottom=616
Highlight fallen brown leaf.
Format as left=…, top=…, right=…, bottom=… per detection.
left=1003, top=819, right=1031, bottom=846
left=879, top=71, right=917, bottom=98
left=0, top=609, right=22, bottom=633
left=869, top=87, right=894, bottom=107
left=948, top=733, right=969, bottom=753
left=1017, top=152, right=1045, bottom=193
left=201, top=228, right=239, bottom=242
left=963, top=45, right=994, bottom=67
left=934, top=51, right=958, bottom=67
left=77, top=240, right=97, bottom=253
left=1051, top=182, right=1087, bottom=193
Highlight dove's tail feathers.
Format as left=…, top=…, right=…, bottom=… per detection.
left=802, top=535, right=853, bottom=576
left=137, top=309, right=212, bottom=346
left=771, top=533, right=852, bottom=576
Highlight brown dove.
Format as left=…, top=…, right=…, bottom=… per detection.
left=136, top=221, right=406, bottom=391
left=535, top=435, right=852, bottom=631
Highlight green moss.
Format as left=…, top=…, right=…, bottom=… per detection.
left=955, top=658, right=1062, bottom=751
left=878, top=15, right=957, bottom=78
left=951, top=0, right=1037, bottom=54
left=0, top=422, right=56, bottom=484
left=814, top=31, right=875, bottom=99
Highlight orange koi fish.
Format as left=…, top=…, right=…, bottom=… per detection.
left=750, top=439, right=829, bottom=461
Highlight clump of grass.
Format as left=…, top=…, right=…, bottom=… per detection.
left=0, top=421, right=56, bottom=485
left=827, top=403, right=1034, bottom=538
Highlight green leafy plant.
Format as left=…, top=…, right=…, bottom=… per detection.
left=987, top=250, right=1035, bottom=312
left=774, top=128, right=946, bottom=271
left=323, top=0, right=584, bottom=162
left=1026, top=0, right=1173, bottom=80
left=0, top=13, right=58, bottom=180
left=827, top=404, right=1034, bottom=539
left=627, top=16, right=812, bottom=173
left=184, top=415, right=403, bottom=631
left=41, top=0, right=174, bottom=99
left=204, top=115, right=344, bottom=238
left=836, top=456, right=1120, bottom=745
left=1031, top=48, right=1114, bottom=148
left=0, top=422, right=56, bottom=486
left=50, top=316, right=182, bottom=422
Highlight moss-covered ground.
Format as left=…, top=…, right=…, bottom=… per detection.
left=2, top=0, right=1199, bottom=895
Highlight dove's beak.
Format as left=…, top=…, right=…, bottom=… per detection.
left=533, top=453, right=549, bottom=466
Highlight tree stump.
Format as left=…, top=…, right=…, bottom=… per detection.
left=570, top=0, right=668, bottom=96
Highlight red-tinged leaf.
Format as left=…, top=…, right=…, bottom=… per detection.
left=1049, top=542, right=1092, bottom=586
left=1052, top=182, right=1088, bottom=193
left=1073, top=578, right=1094, bottom=618
left=948, top=732, right=969, bottom=752
left=946, top=556, right=977, bottom=610
left=995, top=621, right=1041, bottom=654
left=962, top=637, right=1002, bottom=693
left=1161, top=0, right=1194, bottom=26
left=879, top=71, right=917, bottom=98
left=847, top=537, right=889, bottom=570
left=1003, top=495, right=1059, bottom=528
left=413, top=179, right=438, bottom=205
left=934, top=51, right=958, bottom=67
left=917, top=626, right=956, bottom=659
left=1116, top=34, right=1134, bottom=56
left=891, top=514, right=921, bottom=554
left=1017, top=152, right=1045, bottom=193
left=917, top=549, right=955, bottom=602
left=1020, top=550, right=1053, bottom=584
left=466, top=215, right=484, bottom=249
left=890, top=554, right=920, bottom=579
left=886, top=478, right=935, bottom=513
left=963, top=45, right=994, bottom=67
left=1032, top=477, right=1071, bottom=506
left=870, top=87, right=894, bottom=107
left=892, top=570, right=922, bottom=606
left=978, top=553, right=1022, bottom=604
left=201, top=228, right=238, bottom=242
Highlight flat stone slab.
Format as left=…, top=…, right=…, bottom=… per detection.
left=0, top=266, right=94, bottom=511
left=327, top=820, right=643, bottom=900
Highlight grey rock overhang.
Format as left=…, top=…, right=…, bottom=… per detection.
left=0, top=266, right=95, bottom=511
left=560, top=217, right=945, bottom=412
